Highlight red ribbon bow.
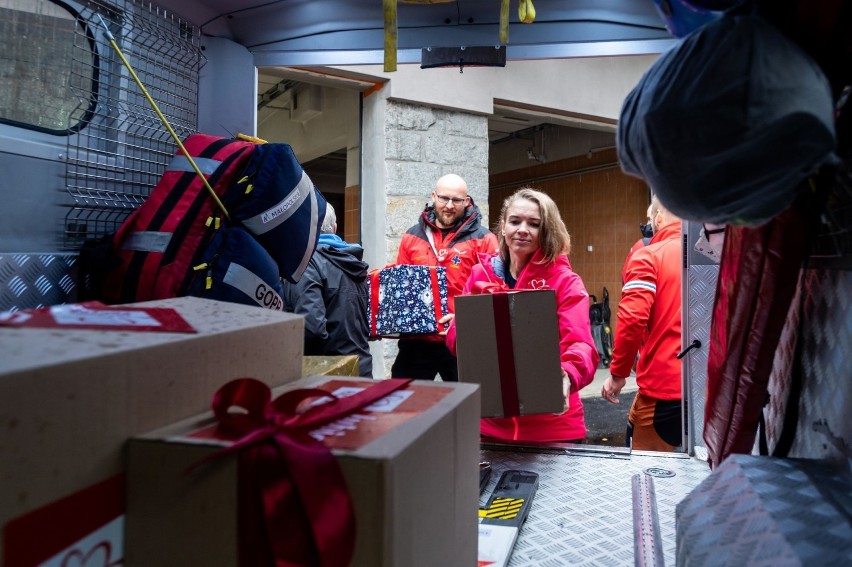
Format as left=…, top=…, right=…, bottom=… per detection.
left=194, top=377, right=412, bottom=567
left=471, top=280, right=511, bottom=295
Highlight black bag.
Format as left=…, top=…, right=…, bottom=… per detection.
left=589, top=288, right=613, bottom=368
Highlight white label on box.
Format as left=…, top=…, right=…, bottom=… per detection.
left=305, top=386, right=416, bottom=443
left=477, top=524, right=519, bottom=567
left=38, top=515, right=124, bottom=567
left=330, top=386, right=414, bottom=413
left=49, top=305, right=161, bottom=327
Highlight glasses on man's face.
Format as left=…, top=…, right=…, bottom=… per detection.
left=435, top=194, right=468, bottom=205
left=702, top=224, right=725, bottom=236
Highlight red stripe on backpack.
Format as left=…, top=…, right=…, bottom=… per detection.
left=99, top=134, right=257, bottom=303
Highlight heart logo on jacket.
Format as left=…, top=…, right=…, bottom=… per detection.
left=529, top=279, right=547, bottom=289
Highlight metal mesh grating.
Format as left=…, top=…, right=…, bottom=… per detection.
left=62, top=0, right=202, bottom=250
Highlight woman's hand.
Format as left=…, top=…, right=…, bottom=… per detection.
left=437, top=313, right=455, bottom=336
left=562, top=369, right=570, bottom=411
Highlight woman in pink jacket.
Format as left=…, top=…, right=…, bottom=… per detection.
left=447, top=187, right=599, bottom=442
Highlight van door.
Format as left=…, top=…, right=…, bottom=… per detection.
left=682, top=220, right=719, bottom=458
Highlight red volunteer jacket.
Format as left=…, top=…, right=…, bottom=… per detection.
left=622, top=237, right=649, bottom=283
left=609, top=220, right=683, bottom=400
left=447, top=250, right=599, bottom=442
left=396, top=198, right=498, bottom=313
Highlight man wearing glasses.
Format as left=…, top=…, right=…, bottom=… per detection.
left=393, top=173, right=498, bottom=381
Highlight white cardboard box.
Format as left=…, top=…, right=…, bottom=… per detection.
left=455, top=290, right=564, bottom=418
left=0, top=297, right=304, bottom=564
left=125, top=376, right=481, bottom=567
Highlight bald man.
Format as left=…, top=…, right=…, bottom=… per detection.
left=392, top=174, right=498, bottom=381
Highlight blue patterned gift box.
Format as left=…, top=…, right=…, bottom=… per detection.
left=367, top=265, right=449, bottom=337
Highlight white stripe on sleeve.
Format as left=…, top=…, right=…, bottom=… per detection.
left=622, top=280, right=656, bottom=293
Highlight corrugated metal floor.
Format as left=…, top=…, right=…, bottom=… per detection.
left=480, top=446, right=711, bottom=566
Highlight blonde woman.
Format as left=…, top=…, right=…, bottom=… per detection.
left=447, top=187, right=599, bottom=442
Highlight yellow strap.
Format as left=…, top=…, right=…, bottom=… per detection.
left=500, top=0, right=509, bottom=44
left=383, top=0, right=397, bottom=72
left=235, top=133, right=267, bottom=144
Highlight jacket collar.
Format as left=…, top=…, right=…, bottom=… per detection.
left=649, top=220, right=681, bottom=244
left=477, top=249, right=571, bottom=286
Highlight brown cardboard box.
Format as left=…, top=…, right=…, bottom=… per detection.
left=0, top=297, right=303, bottom=565
left=125, top=376, right=480, bottom=567
left=454, top=290, right=564, bottom=417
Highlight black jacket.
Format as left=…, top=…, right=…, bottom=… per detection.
left=283, top=241, right=373, bottom=377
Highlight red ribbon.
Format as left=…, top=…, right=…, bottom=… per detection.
left=193, top=377, right=412, bottom=567
left=369, top=269, right=381, bottom=337
left=428, top=266, right=445, bottom=333
left=469, top=281, right=521, bottom=417
left=491, top=293, right=521, bottom=417
left=471, top=280, right=510, bottom=295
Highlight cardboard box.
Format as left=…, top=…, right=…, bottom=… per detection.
left=302, top=354, right=361, bottom=377
left=0, top=297, right=304, bottom=565
left=125, top=376, right=480, bottom=567
left=454, top=290, right=564, bottom=418
left=367, top=264, right=449, bottom=337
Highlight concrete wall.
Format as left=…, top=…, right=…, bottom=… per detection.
left=257, top=84, right=361, bottom=164
left=340, top=56, right=657, bottom=123
left=383, top=101, right=491, bottom=257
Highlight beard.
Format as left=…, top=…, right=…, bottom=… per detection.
left=435, top=209, right=462, bottom=228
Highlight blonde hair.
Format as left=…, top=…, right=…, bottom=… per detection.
left=498, top=187, right=571, bottom=264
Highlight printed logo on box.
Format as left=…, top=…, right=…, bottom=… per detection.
left=39, top=517, right=123, bottom=567
left=4, top=475, right=125, bottom=567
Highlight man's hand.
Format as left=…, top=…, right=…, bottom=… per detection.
left=437, top=313, right=454, bottom=336
left=601, top=376, right=627, bottom=404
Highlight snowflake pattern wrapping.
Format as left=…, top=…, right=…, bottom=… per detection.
left=367, top=265, right=449, bottom=337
